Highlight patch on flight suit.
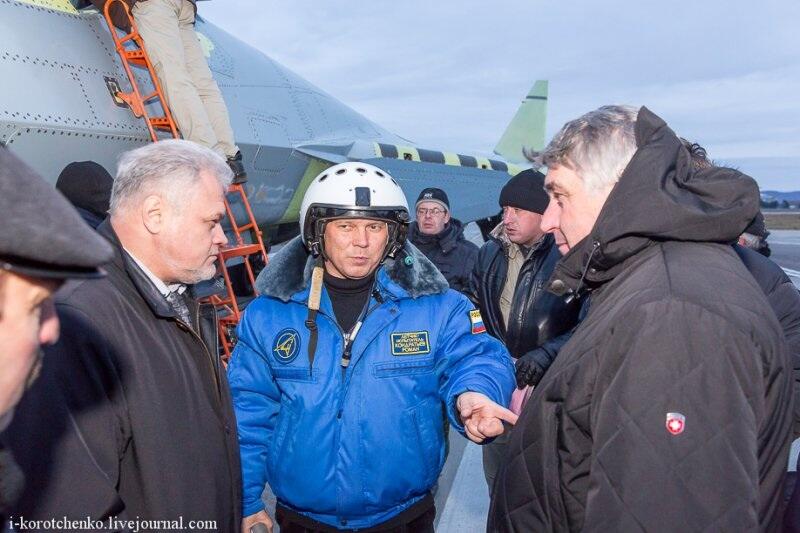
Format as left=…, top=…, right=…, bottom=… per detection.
left=272, top=328, right=300, bottom=364
left=469, top=309, right=486, bottom=334
left=391, top=331, right=431, bottom=356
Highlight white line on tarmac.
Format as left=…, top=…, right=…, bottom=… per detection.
left=784, top=267, right=800, bottom=278
left=770, top=241, right=800, bottom=246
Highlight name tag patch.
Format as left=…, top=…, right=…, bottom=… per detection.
left=469, top=309, right=486, bottom=334
left=391, top=331, right=431, bottom=356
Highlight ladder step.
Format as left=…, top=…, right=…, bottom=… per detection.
left=123, top=49, right=147, bottom=67
left=148, top=117, right=173, bottom=131
left=220, top=243, right=263, bottom=259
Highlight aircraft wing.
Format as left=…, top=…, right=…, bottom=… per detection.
left=362, top=157, right=508, bottom=223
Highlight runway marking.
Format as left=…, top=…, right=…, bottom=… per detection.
left=783, top=267, right=800, bottom=278
left=770, top=241, right=800, bottom=246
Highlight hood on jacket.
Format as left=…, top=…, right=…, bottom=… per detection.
left=407, top=218, right=468, bottom=253
left=554, top=107, right=760, bottom=292
left=256, top=236, right=449, bottom=302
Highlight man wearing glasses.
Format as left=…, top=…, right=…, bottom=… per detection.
left=406, top=188, right=479, bottom=294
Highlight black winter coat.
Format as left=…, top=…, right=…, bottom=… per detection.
left=734, top=244, right=800, bottom=437
left=470, top=231, right=582, bottom=370
left=3, top=221, right=241, bottom=532
left=407, top=218, right=478, bottom=293
left=488, top=108, right=792, bottom=532
left=733, top=245, right=800, bottom=532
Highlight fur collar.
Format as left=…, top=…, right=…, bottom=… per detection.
left=256, top=236, right=449, bottom=302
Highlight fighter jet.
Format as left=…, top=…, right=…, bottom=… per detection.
left=0, top=0, right=547, bottom=243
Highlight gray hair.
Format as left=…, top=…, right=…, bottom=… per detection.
left=738, top=232, right=763, bottom=250
left=110, top=140, right=233, bottom=214
left=541, top=105, right=640, bottom=195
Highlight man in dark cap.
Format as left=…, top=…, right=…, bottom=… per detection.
left=0, top=147, right=113, bottom=523
left=469, top=169, right=583, bottom=492
left=407, top=187, right=479, bottom=293
left=4, top=140, right=242, bottom=531
left=56, top=161, right=115, bottom=228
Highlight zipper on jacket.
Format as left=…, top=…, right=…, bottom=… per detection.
left=338, top=295, right=383, bottom=380
left=174, top=310, right=223, bottom=405
left=575, top=240, right=601, bottom=294
left=327, top=289, right=386, bottom=418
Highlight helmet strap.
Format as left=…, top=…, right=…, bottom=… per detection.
left=305, top=257, right=325, bottom=376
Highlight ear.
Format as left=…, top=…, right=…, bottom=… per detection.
left=444, top=210, right=451, bottom=224
left=141, top=194, right=164, bottom=235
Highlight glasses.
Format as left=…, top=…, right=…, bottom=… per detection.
left=416, top=207, right=445, bottom=217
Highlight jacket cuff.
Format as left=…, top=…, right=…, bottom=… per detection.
left=243, top=498, right=267, bottom=518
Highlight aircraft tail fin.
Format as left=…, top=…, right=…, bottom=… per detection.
left=493, top=80, right=548, bottom=164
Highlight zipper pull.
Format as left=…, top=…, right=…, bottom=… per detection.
left=340, top=321, right=362, bottom=369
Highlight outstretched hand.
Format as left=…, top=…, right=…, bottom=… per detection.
left=457, top=391, right=518, bottom=443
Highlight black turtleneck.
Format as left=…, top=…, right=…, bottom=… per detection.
left=323, top=271, right=375, bottom=332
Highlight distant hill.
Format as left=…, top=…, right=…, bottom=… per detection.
left=762, top=191, right=800, bottom=202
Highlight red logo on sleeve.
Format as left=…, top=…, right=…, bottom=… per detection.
left=666, top=412, right=686, bottom=435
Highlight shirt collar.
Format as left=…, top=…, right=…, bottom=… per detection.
left=123, top=248, right=185, bottom=296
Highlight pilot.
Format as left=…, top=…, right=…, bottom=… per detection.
left=406, top=187, right=479, bottom=294
left=0, top=147, right=112, bottom=523
left=469, top=168, right=583, bottom=492
left=229, top=162, right=516, bottom=533
left=92, top=0, right=246, bottom=181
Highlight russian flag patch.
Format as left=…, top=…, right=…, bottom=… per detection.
left=469, top=309, right=486, bottom=334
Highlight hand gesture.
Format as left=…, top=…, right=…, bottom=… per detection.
left=457, top=391, right=518, bottom=443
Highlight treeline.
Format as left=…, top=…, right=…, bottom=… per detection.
left=761, top=199, right=797, bottom=209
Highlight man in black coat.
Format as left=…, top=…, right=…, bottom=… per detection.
left=488, top=106, right=792, bottom=532
left=470, top=169, right=582, bottom=491
left=0, top=148, right=113, bottom=526
left=4, top=140, right=242, bottom=532
left=407, top=187, right=478, bottom=293
left=682, top=140, right=800, bottom=530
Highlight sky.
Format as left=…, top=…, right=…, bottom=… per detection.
left=201, top=0, right=800, bottom=191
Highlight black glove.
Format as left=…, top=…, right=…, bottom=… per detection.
left=515, top=349, right=548, bottom=388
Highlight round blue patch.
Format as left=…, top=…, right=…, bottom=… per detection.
left=272, top=328, right=301, bottom=364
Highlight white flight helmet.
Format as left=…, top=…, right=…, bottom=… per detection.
left=300, top=162, right=410, bottom=260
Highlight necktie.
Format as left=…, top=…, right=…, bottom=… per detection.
left=166, top=290, right=191, bottom=326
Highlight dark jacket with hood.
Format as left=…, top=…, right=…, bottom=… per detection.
left=470, top=227, right=582, bottom=368
left=488, top=108, right=792, bottom=532
left=407, top=218, right=479, bottom=293
left=3, top=221, right=241, bottom=532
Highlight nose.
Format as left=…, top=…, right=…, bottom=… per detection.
left=213, top=222, right=228, bottom=247
left=540, top=198, right=559, bottom=234
left=352, top=226, right=369, bottom=248
left=502, top=209, right=514, bottom=225
left=38, top=298, right=60, bottom=346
